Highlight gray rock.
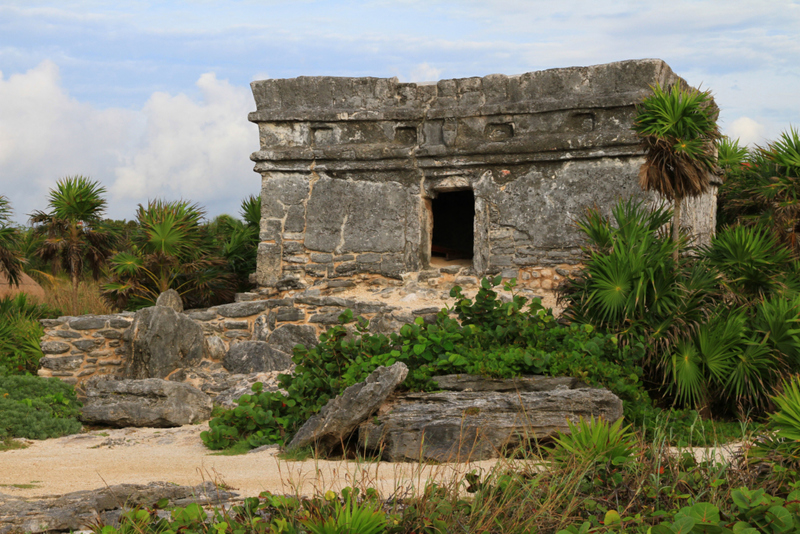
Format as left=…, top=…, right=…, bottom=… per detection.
left=223, top=341, right=293, bottom=374
left=68, top=316, right=107, bottom=330
left=287, top=362, right=408, bottom=453
left=432, top=374, right=589, bottom=392
left=252, top=311, right=276, bottom=341
left=205, top=335, right=227, bottom=360
left=39, top=354, right=83, bottom=371
left=358, top=388, right=623, bottom=462
left=0, top=481, right=236, bottom=534
left=54, top=330, right=82, bottom=339
left=124, top=306, right=205, bottom=379
left=187, top=309, right=217, bottom=321
left=72, top=339, right=99, bottom=351
left=216, top=300, right=271, bottom=318
left=80, top=378, right=213, bottom=427
left=155, top=289, right=183, bottom=312
left=267, top=324, right=318, bottom=355
left=212, top=372, right=284, bottom=408
left=40, top=341, right=70, bottom=354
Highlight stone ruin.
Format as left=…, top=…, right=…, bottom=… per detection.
left=34, top=59, right=719, bottom=460
left=249, top=58, right=718, bottom=293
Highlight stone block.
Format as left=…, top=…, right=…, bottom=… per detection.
left=55, top=330, right=82, bottom=339
left=41, top=341, right=70, bottom=354
left=68, top=317, right=107, bottom=330
left=276, top=307, right=304, bottom=322
left=72, top=339, right=100, bottom=352
left=223, top=341, right=293, bottom=374
left=98, top=329, right=122, bottom=339
left=40, top=354, right=83, bottom=371
left=216, top=300, right=270, bottom=318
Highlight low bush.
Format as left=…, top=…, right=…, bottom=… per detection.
left=0, top=294, right=60, bottom=375
left=0, top=375, right=82, bottom=439
left=560, top=198, right=800, bottom=419
left=202, top=277, right=647, bottom=451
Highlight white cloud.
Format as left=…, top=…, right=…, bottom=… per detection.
left=110, top=72, right=258, bottom=217
left=727, top=117, right=768, bottom=147
left=406, top=62, right=442, bottom=83
left=0, top=61, right=259, bottom=223
left=0, top=60, right=136, bottom=222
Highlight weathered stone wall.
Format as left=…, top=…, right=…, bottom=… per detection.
left=38, top=314, right=134, bottom=385
left=38, top=294, right=415, bottom=385
left=248, top=58, right=717, bottom=290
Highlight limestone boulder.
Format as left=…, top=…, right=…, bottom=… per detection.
left=223, top=341, right=293, bottom=374
left=358, top=388, right=623, bottom=462
left=124, top=305, right=205, bottom=379
left=155, top=289, right=183, bottom=312
left=431, top=374, right=588, bottom=392
left=80, top=378, right=212, bottom=427
left=267, top=323, right=318, bottom=355
left=287, top=362, right=408, bottom=453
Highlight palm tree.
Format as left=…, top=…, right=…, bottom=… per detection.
left=0, top=195, right=23, bottom=287
left=104, top=199, right=235, bottom=309
left=30, top=176, right=115, bottom=315
left=632, top=84, right=721, bottom=260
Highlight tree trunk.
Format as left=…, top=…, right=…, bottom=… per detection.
left=70, top=259, right=79, bottom=316
left=673, top=195, right=682, bottom=263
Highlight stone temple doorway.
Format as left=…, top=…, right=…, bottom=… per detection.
left=430, top=189, right=474, bottom=266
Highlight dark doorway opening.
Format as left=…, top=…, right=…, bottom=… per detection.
left=431, top=190, right=474, bottom=261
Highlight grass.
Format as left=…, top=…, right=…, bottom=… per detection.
left=210, top=439, right=260, bottom=456
left=0, top=437, right=28, bottom=452
left=0, top=482, right=39, bottom=489
left=277, top=445, right=314, bottom=461
left=92, top=418, right=800, bottom=534
left=29, top=272, right=117, bottom=315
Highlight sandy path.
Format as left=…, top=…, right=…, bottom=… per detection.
left=0, top=424, right=501, bottom=500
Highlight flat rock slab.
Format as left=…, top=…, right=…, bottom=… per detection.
left=287, top=362, right=408, bottom=453
left=80, top=378, right=213, bottom=428
left=432, top=374, right=588, bottom=392
left=358, top=388, right=623, bottom=462
left=0, top=481, right=237, bottom=534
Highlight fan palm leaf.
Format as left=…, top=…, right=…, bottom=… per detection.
left=0, top=196, right=24, bottom=287
left=633, top=84, right=720, bottom=259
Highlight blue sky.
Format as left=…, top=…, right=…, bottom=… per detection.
left=1, top=0, right=799, bottom=222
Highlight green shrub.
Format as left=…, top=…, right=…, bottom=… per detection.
left=561, top=198, right=800, bottom=418
left=202, top=277, right=646, bottom=451
left=550, top=416, right=636, bottom=469
left=0, top=294, right=60, bottom=376
left=0, top=375, right=82, bottom=439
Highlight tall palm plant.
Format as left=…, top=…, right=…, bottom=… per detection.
left=0, top=195, right=23, bottom=287
left=29, top=177, right=114, bottom=315
left=104, top=199, right=234, bottom=309
left=632, top=84, right=721, bottom=260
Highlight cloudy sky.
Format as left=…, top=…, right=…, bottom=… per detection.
left=1, top=0, right=798, bottom=223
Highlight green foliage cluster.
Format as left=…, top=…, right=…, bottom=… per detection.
left=559, top=198, right=800, bottom=418
left=202, top=277, right=646, bottom=451
left=0, top=374, right=82, bottom=439
left=4, top=176, right=260, bottom=312
left=718, top=128, right=800, bottom=253
left=0, top=294, right=60, bottom=376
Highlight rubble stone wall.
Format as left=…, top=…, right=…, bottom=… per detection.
left=248, top=59, right=718, bottom=290
left=37, top=294, right=419, bottom=385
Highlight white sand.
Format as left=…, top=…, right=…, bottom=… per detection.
left=0, top=424, right=502, bottom=499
